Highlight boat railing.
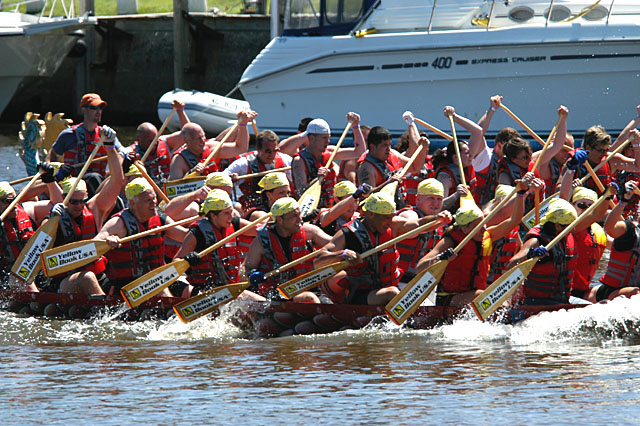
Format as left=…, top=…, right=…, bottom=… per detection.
left=0, top=0, right=77, bottom=21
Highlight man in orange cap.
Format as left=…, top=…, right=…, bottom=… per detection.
left=49, top=93, right=125, bottom=195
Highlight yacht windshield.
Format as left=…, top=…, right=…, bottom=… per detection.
left=284, top=0, right=374, bottom=35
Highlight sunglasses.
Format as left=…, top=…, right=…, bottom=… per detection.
left=68, top=197, right=89, bottom=205
left=592, top=147, right=609, bottom=154
left=0, top=197, right=16, bottom=204
left=575, top=201, right=593, bottom=209
left=84, top=105, right=104, bottom=111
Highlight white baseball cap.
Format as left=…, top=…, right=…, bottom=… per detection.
left=306, top=118, right=331, bottom=135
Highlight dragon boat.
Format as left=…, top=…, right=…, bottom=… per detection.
left=0, top=289, right=587, bottom=337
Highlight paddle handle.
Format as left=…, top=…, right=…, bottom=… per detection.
left=448, top=115, right=466, bottom=187
left=534, top=191, right=540, bottom=225
left=584, top=161, right=617, bottom=211
left=237, top=166, right=291, bottom=181
left=201, top=123, right=238, bottom=170
left=361, top=218, right=441, bottom=259
left=453, top=186, right=519, bottom=253
left=398, top=145, right=424, bottom=178
left=62, top=135, right=104, bottom=205
left=500, top=104, right=545, bottom=146
left=544, top=187, right=613, bottom=251
left=133, top=161, right=171, bottom=204
left=414, top=118, right=453, bottom=141
left=119, top=215, right=199, bottom=244
left=73, top=155, right=108, bottom=168
left=265, top=248, right=324, bottom=279
left=141, top=107, right=175, bottom=163
left=324, top=122, right=352, bottom=168
left=530, top=119, right=560, bottom=173
left=198, top=213, right=271, bottom=258
left=252, top=121, right=259, bottom=136
left=1, top=171, right=43, bottom=222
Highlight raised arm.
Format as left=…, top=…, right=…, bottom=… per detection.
left=610, top=130, right=640, bottom=173
left=208, top=110, right=258, bottom=159
left=474, top=95, right=502, bottom=156
left=329, top=113, right=367, bottom=162
left=535, top=105, right=568, bottom=166
left=89, top=130, right=125, bottom=227
left=445, top=105, right=485, bottom=159
left=164, top=186, right=209, bottom=219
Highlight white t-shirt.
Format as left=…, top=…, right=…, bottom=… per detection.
left=472, top=145, right=493, bottom=172
left=224, top=152, right=293, bottom=183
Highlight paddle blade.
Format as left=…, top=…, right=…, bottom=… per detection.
left=120, top=260, right=189, bottom=308
left=174, top=282, right=250, bottom=323
left=380, top=181, right=399, bottom=196
left=163, top=177, right=206, bottom=200
left=298, top=181, right=321, bottom=218
left=277, top=261, right=349, bottom=299
left=40, top=240, right=109, bottom=277
left=11, top=218, right=59, bottom=283
left=385, top=260, right=448, bottom=325
left=471, top=258, right=537, bottom=321
left=521, top=194, right=558, bottom=230
left=459, top=193, right=477, bottom=208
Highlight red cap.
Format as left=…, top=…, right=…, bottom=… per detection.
left=80, top=93, right=107, bottom=107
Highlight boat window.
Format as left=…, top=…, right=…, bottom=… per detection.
left=508, top=6, right=534, bottom=23
left=583, top=5, right=608, bottom=21
left=283, top=0, right=373, bottom=35
left=545, top=5, right=571, bottom=22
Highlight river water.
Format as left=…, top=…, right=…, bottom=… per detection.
left=1, top=132, right=640, bottom=425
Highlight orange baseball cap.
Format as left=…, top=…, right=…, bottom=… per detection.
left=80, top=93, right=107, bottom=107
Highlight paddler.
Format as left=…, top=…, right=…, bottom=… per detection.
left=400, top=112, right=434, bottom=206
left=507, top=198, right=579, bottom=305
left=244, top=197, right=332, bottom=302
left=315, top=192, right=451, bottom=306
left=357, top=125, right=427, bottom=209
left=48, top=93, right=124, bottom=195
left=591, top=181, right=640, bottom=301
left=313, top=180, right=370, bottom=236
left=168, top=110, right=257, bottom=180
left=127, top=99, right=191, bottom=186
left=396, top=178, right=447, bottom=282
left=243, top=172, right=292, bottom=221
left=95, top=178, right=188, bottom=296
left=292, top=114, right=366, bottom=209
left=415, top=178, right=531, bottom=306
left=471, top=95, right=520, bottom=205
left=45, top=133, right=124, bottom=295
left=173, top=189, right=261, bottom=298
left=225, top=129, right=293, bottom=211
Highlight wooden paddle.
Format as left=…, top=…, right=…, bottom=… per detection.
left=448, top=114, right=476, bottom=207
left=163, top=176, right=207, bottom=200
left=11, top=136, right=105, bottom=284
left=40, top=214, right=199, bottom=277
left=414, top=117, right=453, bottom=141
left=298, top=122, right=352, bottom=218
left=381, top=145, right=424, bottom=196
left=521, top=138, right=630, bottom=229
left=133, top=161, right=170, bottom=204
left=237, top=166, right=292, bottom=181
left=183, top=123, right=238, bottom=179
left=472, top=186, right=613, bottom=321
left=141, top=107, right=175, bottom=163
left=500, top=103, right=551, bottom=147
left=278, top=218, right=443, bottom=299
left=173, top=248, right=324, bottom=323
left=251, top=121, right=259, bottom=136
left=385, top=185, right=520, bottom=325
left=8, top=157, right=108, bottom=185
left=1, top=172, right=43, bottom=222
left=120, top=213, right=271, bottom=308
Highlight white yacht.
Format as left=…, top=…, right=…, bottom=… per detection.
left=0, top=2, right=94, bottom=117
left=235, top=0, right=640, bottom=138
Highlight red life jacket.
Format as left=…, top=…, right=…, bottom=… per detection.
left=571, top=224, right=607, bottom=292
left=600, top=221, right=640, bottom=289
left=106, top=209, right=165, bottom=281
left=435, top=161, right=478, bottom=202
left=238, top=151, right=288, bottom=210
left=475, top=151, right=500, bottom=205
left=438, top=229, right=492, bottom=294
left=523, top=225, right=576, bottom=302
left=359, top=151, right=407, bottom=208
left=63, top=124, right=108, bottom=176
left=487, top=226, right=520, bottom=282
left=575, top=156, right=611, bottom=195
left=188, top=217, right=242, bottom=290
left=256, top=222, right=314, bottom=296
left=174, top=145, right=219, bottom=177
left=295, top=148, right=337, bottom=208
left=396, top=206, right=444, bottom=277
left=56, top=205, right=106, bottom=275
left=340, top=217, right=401, bottom=291
left=0, top=205, right=34, bottom=269
left=403, top=162, right=433, bottom=206
left=131, top=138, right=172, bottom=185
